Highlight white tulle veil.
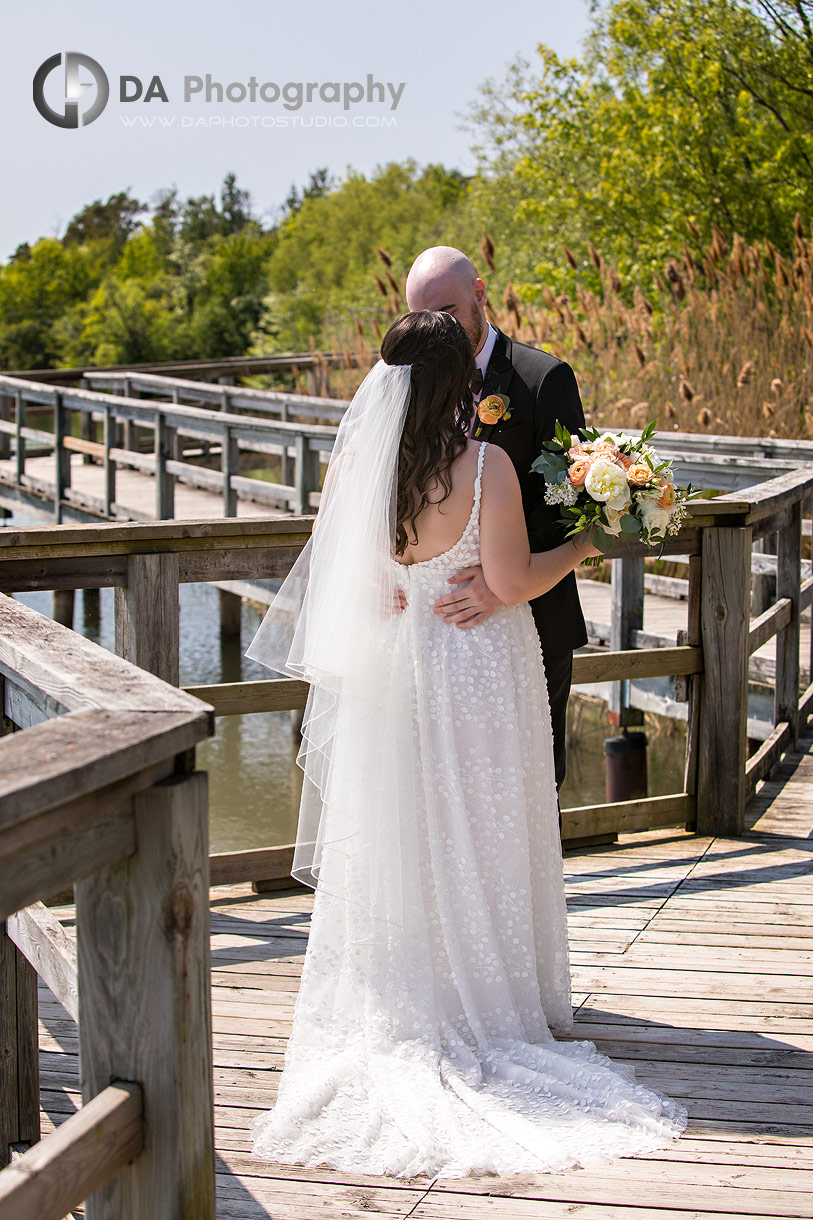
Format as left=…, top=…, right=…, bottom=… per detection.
left=245, top=358, right=419, bottom=925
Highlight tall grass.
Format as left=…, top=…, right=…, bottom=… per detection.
left=304, top=221, right=813, bottom=440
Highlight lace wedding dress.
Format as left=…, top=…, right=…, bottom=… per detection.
left=251, top=440, right=688, bottom=1177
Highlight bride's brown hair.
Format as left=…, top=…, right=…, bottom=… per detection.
left=380, top=310, right=476, bottom=557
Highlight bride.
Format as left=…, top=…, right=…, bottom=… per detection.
left=245, top=309, right=688, bottom=1178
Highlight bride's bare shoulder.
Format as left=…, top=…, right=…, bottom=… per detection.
left=481, top=442, right=517, bottom=483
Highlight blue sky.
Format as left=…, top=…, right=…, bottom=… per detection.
left=1, top=1, right=590, bottom=259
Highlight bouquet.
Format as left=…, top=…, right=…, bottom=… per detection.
left=530, top=420, right=701, bottom=566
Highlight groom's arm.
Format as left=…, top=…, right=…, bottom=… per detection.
left=527, top=360, right=586, bottom=553
left=433, top=358, right=585, bottom=627
left=533, top=360, right=585, bottom=453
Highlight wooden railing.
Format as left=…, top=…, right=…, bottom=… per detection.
left=82, top=368, right=348, bottom=423
left=0, top=468, right=809, bottom=1218
left=0, top=469, right=809, bottom=861
left=0, top=374, right=337, bottom=521
left=0, top=596, right=216, bottom=1219
left=0, top=347, right=369, bottom=389
left=4, top=372, right=813, bottom=534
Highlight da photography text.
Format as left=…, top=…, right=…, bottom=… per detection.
left=33, top=52, right=407, bottom=129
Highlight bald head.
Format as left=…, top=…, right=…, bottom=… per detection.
left=405, top=245, right=488, bottom=355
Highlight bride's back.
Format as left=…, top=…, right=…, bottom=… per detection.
left=395, top=439, right=483, bottom=566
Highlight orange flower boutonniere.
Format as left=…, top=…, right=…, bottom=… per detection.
left=474, top=393, right=511, bottom=437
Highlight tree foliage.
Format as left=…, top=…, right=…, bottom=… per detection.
left=3, top=2, right=813, bottom=368
left=468, top=0, right=813, bottom=292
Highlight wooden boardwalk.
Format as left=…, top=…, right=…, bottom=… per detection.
left=37, top=725, right=813, bottom=1219
left=0, top=452, right=283, bottom=522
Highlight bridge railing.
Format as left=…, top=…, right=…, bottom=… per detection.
left=0, top=374, right=337, bottom=521
left=0, top=596, right=215, bottom=1219
left=0, top=347, right=367, bottom=390
left=4, top=371, right=813, bottom=533
left=81, top=368, right=349, bottom=423
left=0, top=469, right=809, bottom=871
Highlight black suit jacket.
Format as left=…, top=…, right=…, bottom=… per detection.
left=476, top=327, right=588, bottom=655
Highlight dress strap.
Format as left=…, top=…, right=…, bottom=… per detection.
left=473, top=440, right=486, bottom=516
left=471, top=439, right=483, bottom=524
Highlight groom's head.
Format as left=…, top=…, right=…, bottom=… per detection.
left=405, top=246, right=488, bottom=357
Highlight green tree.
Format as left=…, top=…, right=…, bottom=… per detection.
left=0, top=238, right=98, bottom=368
left=253, top=161, right=469, bottom=348
left=468, top=0, right=813, bottom=292
left=190, top=229, right=276, bottom=356
left=62, top=190, right=146, bottom=255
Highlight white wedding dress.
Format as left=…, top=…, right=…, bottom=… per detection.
left=251, top=440, right=688, bottom=1177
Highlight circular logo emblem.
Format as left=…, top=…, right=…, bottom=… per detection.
left=33, top=52, right=109, bottom=128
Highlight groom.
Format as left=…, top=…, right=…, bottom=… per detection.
left=403, top=246, right=588, bottom=816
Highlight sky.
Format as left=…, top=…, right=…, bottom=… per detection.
left=0, top=1, right=590, bottom=260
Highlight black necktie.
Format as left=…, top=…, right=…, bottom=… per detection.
left=470, top=368, right=484, bottom=396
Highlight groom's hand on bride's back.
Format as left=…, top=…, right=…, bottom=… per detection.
left=433, top=566, right=503, bottom=628
left=387, top=587, right=409, bottom=616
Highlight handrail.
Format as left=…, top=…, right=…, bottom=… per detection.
left=3, top=373, right=813, bottom=532
left=0, top=373, right=335, bottom=518
left=0, top=466, right=810, bottom=845
left=0, top=594, right=216, bottom=1218
left=1, top=348, right=366, bottom=384
left=82, top=368, right=348, bottom=422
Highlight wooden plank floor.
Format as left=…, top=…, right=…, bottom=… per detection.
left=38, top=727, right=813, bottom=1218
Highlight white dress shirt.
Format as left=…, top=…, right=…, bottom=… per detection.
left=468, top=321, right=498, bottom=437
left=474, top=322, right=498, bottom=399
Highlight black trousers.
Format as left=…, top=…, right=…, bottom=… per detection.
left=540, top=648, right=574, bottom=834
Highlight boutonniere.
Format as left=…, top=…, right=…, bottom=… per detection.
left=474, top=393, right=511, bottom=437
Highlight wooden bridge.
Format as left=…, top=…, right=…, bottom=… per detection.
left=33, top=736, right=813, bottom=1219
left=1, top=368, right=813, bottom=1217
left=0, top=362, right=811, bottom=715
left=2, top=366, right=813, bottom=532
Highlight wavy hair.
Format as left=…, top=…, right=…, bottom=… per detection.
left=380, top=310, right=476, bottom=556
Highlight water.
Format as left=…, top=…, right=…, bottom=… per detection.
left=5, top=511, right=687, bottom=850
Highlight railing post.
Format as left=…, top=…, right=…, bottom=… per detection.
left=81, top=405, right=95, bottom=465
left=169, top=390, right=185, bottom=460
left=115, top=553, right=180, bottom=685
left=52, top=589, right=75, bottom=628
left=53, top=391, right=71, bottom=524
left=14, top=391, right=24, bottom=486
left=681, top=554, right=703, bottom=813
left=76, top=770, right=215, bottom=1220
left=122, top=377, right=139, bottom=453
left=154, top=412, right=176, bottom=520
left=294, top=433, right=319, bottom=516
left=0, top=393, right=11, bottom=462
left=0, top=922, right=40, bottom=1166
left=218, top=588, right=241, bottom=637
left=222, top=425, right=238, bottom=517
left=103, top=406, right=116, bottom=517
left=280, top=402, right=293, bottom=486
left=776, top=495, right=802, bottom=749
left=608, top=556, right=645, bottom=727
left=696, top=523, right=753, bottom=835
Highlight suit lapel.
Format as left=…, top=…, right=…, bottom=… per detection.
left=473, top=327, right=516, bottom=441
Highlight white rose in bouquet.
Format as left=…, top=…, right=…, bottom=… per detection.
left=583, top=459, right=632, bottom=512
left=603, top=505, right=627, bottom=535
left=637, top=494, right=673, bottom=539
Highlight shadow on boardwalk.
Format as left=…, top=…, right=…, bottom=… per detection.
left=39, top=727, right=813, bottom=1219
